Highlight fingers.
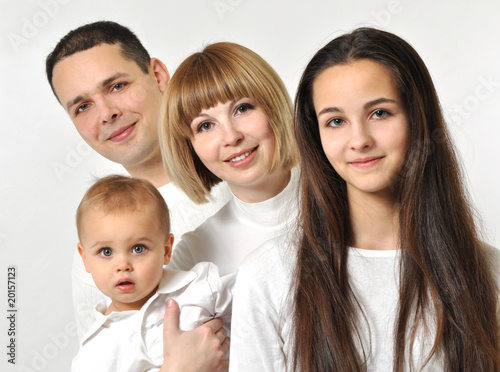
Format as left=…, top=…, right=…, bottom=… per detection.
left=220, top=336, right=230, bottom=355
left=202, top=317, right=224, bottom=334
left=219, top=360, right=229, bottom=372
left=214, top=327, right=226, bottom=345
left=163, top=299, right=181, bottom=339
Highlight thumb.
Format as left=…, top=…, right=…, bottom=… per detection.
left=163, top=299, right=181, bottom=341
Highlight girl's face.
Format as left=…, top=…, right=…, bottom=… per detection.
left=189, top=98, right=282, bottom=202
left=313, top=59, right=409, bottom=200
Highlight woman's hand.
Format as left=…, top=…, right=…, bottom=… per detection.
left=160, top=299, right=229, bottom=372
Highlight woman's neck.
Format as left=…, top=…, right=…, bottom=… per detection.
left=348, top=188, right=400, bottom=251
left=231, top=168, right=291, bottom=203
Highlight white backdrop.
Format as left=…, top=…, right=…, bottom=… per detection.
left=1, top=0, right=499, bottom=370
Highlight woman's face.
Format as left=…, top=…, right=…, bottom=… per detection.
left=189, top=98, right=280, bottom=202
left=313, top=59, right=409, bottom=200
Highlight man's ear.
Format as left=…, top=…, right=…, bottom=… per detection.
left=77, top=243, right=91, bottom=273
left=163, top=234, right=174, bottom=265
left=150, top=58, right=170, bottom=93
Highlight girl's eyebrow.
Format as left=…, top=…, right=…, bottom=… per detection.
left=317, top=106, right=343, bottom=117
left=363, top=97, right=398, bottom=110
left=317, top=97, right=399, bottom=117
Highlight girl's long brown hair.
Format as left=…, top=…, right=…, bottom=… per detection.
left=293, top=27, right=499, bottom=371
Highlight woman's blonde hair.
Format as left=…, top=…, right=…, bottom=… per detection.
left=159, top=42, right=297, bottom=203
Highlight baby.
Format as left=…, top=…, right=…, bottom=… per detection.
left=71, top=175, right=233, bottom=372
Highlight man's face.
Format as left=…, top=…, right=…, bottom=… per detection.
left=52, top=43, right=169, bottom=170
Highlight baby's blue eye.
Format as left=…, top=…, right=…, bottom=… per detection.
left=99, top=248, right=113, bottom=257
left=132, top=244, right=146, bottom=254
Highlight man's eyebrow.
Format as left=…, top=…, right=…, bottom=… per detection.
left=65, top=72, right=129, bottom=112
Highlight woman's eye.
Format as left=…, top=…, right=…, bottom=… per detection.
left=235, top=103, right=254, bottom=115
left=197, top=121, right=213, bottom=133
left=99, top=248, right=113, bottom=257
left=326, top=117, right=345, bottom=127
left=132, top=244, right=146, bottom=254
left=372, top=109, right=389, bottom=119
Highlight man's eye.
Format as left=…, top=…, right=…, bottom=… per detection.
left=112, top=82, right=127, bottom=92
left=99, top=248, right=113, bottom=257
left=132, top=244, right=146, bottom=254
left=76, top=103, right=91, bottom=114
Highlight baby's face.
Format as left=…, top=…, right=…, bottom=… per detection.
left=78, top=207, right=172, bottom=312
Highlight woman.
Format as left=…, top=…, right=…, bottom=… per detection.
left=159, top=42, right=298, bottom=275
left=230, top=28, right=499, bottom=371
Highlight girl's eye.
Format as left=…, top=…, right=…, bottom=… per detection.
left=326, top=117, right=345, bottom=127
left=196, top=121, right=214, bottom=133
left=235, top=103, right=254, bottom=115
left=132, top=244, right=147, bottom=254
left=99, top=248, right=113, bottom=257
left=372, top=109, right=390, bottom=119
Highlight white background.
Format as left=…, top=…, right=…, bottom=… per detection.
left=1, top=0, right=499, bottom=370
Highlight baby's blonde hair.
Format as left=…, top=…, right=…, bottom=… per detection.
left=76, top=175, right=170, bottom=239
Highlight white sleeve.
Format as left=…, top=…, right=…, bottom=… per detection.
left=229, top=245, right=290, bottom=372
left=168, top=236, right=196, bottom=271
left=207, top=264, right=235, bottom=335
left=71, top=249, right=106, bottom=340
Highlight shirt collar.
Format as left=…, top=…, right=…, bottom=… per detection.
left=80, top=267, right=197, bottom=345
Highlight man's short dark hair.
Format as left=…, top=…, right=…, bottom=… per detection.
left=46, top=21, right=151, bottom=96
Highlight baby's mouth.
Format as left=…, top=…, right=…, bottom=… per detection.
left=116, top=279, right=135, bottom=292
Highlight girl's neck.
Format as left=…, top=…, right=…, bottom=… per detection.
left=348, top=188, right=400, bottom=251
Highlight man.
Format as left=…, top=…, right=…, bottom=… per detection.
left=46, top=21, right=231, bottom=340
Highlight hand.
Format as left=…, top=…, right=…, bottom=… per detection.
left=160, top=299, right=230, bottom=372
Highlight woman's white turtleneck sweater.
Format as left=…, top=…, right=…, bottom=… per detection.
left=169, top=168, right=299, bottom=275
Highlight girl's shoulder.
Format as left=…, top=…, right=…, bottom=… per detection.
left=238, top=232, right=297, bottom=280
